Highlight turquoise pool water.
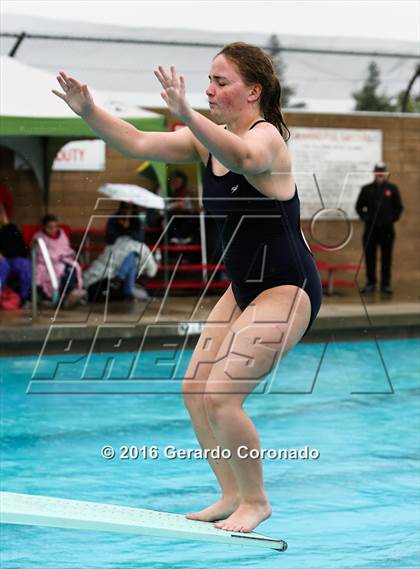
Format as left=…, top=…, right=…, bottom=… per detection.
left=1, top=338, right=419, bottom=568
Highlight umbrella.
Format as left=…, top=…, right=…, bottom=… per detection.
left=98, top=183, right=165, bottom=210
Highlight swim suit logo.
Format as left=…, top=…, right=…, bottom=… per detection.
left=230, top=185, right=239, bottom=193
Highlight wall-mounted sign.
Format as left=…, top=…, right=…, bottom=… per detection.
left=288, top=127, right=383, bottom=219
left=52, top=140, right=106, bottom=171
left=14, top=139, right=106, bottom=172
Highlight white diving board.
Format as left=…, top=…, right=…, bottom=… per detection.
left=0, top=492, right=287, bottom=553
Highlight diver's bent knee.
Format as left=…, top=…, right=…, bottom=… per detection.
left=203, top=392, right=231, bottom=424
left=182, top=378, right=207, bottom=409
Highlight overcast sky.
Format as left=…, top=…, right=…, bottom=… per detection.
left=3, top=0, right=420, bottom=43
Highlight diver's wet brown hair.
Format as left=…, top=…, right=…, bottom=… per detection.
left=217, top=42, right=290, bottom=141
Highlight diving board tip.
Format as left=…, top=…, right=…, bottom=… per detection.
left=0, top=491, right=287, bottom=553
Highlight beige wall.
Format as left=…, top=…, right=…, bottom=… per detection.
left=47, top=143, right=149, bottom=229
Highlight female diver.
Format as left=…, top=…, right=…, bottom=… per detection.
left=53, top=42, right=322, bottom=533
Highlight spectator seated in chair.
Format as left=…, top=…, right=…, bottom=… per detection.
left=32, top=214, right=86, bottom=308
left=0, top=203, right=32, bottom=308
left=102, top=202, right=149, bottom=301
left=83, top=235, right=158, bottom=303
left=106, top=201, right=145, bottom=245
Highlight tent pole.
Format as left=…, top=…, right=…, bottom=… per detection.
left=42, top=137, right=50, bottom=212
left=149, top=161, right=169, bottom=291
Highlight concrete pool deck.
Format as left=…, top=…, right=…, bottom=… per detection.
left=0, top=285, right=419, bottom=355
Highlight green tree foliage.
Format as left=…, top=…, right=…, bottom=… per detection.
left=268, top=34, right=305, bottom=109
left=352, top=61, right=395, bottom=111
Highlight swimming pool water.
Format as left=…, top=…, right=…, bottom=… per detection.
left=1, top=338, right=419, bottom=568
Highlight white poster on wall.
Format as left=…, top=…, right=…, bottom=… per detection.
left=52, top=140, right=106, bottom=171
left=288, top=127, right=383, bottom=219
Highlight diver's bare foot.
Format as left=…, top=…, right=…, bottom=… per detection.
left=186, top=497, right=239, bottom=522
left=213, top=500, right=272, bottom=533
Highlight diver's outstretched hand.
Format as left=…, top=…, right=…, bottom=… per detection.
left=52, top=71, right=95, bottom=118
left=154, top=65, right=193, bottom=123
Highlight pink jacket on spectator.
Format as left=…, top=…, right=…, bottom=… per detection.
left=32, top=228, right=83, bottom=299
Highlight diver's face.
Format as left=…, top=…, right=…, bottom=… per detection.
left=206, top=55, right=253, bottom=123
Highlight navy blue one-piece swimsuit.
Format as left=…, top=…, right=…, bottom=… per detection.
left=202, top=120, right=323, bottom=337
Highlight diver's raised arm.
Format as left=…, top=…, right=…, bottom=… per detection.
left=52, top=71, right=200, bottom=163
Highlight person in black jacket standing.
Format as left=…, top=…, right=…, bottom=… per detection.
left=356, top=162, right=403, bottom=295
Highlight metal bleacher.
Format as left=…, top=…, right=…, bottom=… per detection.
left=71, top=224, right=359, bottom=295
left=21, top=222, right=359, bottom=320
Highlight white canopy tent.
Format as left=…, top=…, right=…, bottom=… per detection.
left=0, top=55, right=168, bottom=201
